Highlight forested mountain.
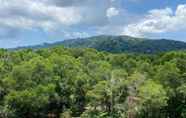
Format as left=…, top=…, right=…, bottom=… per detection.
left=15, top=35, right=186, bottom=54
left=62, top=35, right=186, bottom=53
left=0, top=47, right=186, bottom=118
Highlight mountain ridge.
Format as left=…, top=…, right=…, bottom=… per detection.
left=11, top=35, right=186, bottom=54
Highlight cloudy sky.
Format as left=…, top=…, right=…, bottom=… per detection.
left=0, top=0, right=186, bottom=48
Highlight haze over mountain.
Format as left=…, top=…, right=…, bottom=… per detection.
left=14, top=35, right=186, bottom=54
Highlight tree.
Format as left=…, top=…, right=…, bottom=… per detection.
left=5, top=84, right=55, bottom=118
left=137, top=80, right=168, bottom=118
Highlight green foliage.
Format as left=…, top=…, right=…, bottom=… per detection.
left=0, top=47, right=186, bottom=117
left=5, top=84, right=55, bottom=117
left=61, top=35, right=186, bottom=54
left=14, top=35, right=186, bottom=54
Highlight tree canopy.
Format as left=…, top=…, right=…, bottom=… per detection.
left=0, top=47, right=186, bottom=118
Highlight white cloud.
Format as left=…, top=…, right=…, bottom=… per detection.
left=0, top=0, right=113, bottom=39
left=0, top=0, right=82, bottom=29
left=63, top=31, right=90, bottom=39
left=106, top=7, right=120, bottom=18
left=123, top=4, right=186, bottom=37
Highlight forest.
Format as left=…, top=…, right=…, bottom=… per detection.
left=0, top=46, right=186, bottom=118
left=15, top=35, right=186, bottom=54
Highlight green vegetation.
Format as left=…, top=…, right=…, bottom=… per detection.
left=62, top=35, right=186, bottom=54
left=17, top=35, right=186, bottom=54
left=0, top=46, right=186, bottom=118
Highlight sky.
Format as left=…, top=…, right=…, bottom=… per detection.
left=0, top=0, right=186, bottom=48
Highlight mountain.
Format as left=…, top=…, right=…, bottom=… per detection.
left=14, top=35, right=186, bottom=54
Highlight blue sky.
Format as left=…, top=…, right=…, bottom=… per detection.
left=0, top=0, right=186, bottom=48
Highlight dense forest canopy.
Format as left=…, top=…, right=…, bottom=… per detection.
left=0, top=46, right=186, bottom=118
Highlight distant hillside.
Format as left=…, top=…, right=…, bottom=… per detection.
left=14, top=35, right=186, bottom=54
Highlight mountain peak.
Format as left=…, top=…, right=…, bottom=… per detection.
left=61, top=35, right=186, bottom=53
left=13, top=35, right=186, bottom=54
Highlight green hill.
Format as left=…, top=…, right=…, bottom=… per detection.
left=14, top=35, right=186, bottom=54
left=62, top=35, right=186, bottom=53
